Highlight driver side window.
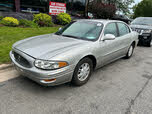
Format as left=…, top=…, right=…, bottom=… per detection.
left=104, top=23, right=118, bottom=37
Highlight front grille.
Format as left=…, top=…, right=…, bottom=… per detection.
left=134, top=28, right=142, bottom=34
left=131, top=28, right=143, bottom=34
left=13, top=51, right=31, bottom=68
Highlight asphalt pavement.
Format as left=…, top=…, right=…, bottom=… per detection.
left=0, top=46, right=152, bottom=114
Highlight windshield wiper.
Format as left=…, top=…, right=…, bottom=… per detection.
left=61, top=35, right=89, bottom=41
left=139, top=23, right=149, bottom=25
left=61, top=35, right=80, bottom=39
left=132, top=23, right=150, bottom=26
left=55, top=32, right=61, bottom=35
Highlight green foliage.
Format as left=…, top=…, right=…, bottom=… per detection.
left=57, top=13, right=71, bottom=25
left=1, top=17, right=19, bottom=27
left=19, top=19, right=38, bottom=28
left=115, top=0, right=134, bottom=14
left=90, top=3, right=116, bottom=19
left=133, top=0, right=152, bottom=18
left=33, top=13, right=53, bottom=27
left=91, top=0, right=134, bottom=15
left=0, top=16, right=3, bottom=21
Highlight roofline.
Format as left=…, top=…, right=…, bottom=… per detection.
left=75, top=19, right=125, bottom=23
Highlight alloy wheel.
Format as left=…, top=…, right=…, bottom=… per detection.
left=77, top=63, right=90, bottom=81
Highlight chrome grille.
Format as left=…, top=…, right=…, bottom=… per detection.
left=13, top=51, right=31, bottom=68
left=134, top=28, right=142, bottom=34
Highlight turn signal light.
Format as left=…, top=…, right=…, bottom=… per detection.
left=59, top=62, right=68, bottom=67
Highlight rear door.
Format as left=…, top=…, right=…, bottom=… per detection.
left=116, top=22, right=132, bottom=55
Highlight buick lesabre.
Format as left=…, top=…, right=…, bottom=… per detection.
left=10, top=20, right=138, bottom=86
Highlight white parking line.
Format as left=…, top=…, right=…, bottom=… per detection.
left=0, top=68, right=19, bottom=83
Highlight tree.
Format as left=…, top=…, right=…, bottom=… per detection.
left=115, top=0, right=134, bottom=15
left=133, top=0, right=152, bottom=18
left=89, top=0, right=134, bottom=16
left=85, top=0, right=89, bottom=17
left=89, top=2, right=116, bottom=19
left=15, top=0, right=20, bottom=12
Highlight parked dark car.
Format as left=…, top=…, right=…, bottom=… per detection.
left=130, top=17, right=152, bottom=47
left=112, top=15, right=131, bottom=24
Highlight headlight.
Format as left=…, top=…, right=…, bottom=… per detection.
left=142, top=29, right=152, bottom=34
left=34, top=59, right=68, bottom=70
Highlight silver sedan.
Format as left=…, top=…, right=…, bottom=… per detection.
left=10, top=20, right=138, bottom=86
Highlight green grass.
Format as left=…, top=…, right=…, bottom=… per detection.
left=0, top=26, right=60, bottom=64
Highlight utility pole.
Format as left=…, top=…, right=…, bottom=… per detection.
left=15, top=0, right=20, bottom=12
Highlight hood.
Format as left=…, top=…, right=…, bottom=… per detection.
left=13, top=34, right=87, bottom=59
left=130, top=24, right=152, bottom=30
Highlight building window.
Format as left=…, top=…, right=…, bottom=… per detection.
left=20, top=0, right=47, bottom=13
left=50, top=0, right=65, bottom=2
left=66, top=0, right=86, bottom=16
left=0, top=0, right=15, bottom=12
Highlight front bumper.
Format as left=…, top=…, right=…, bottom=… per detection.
left=138, top=33, right=152, bottom=45
left=10, top=50, right=75, bottom=86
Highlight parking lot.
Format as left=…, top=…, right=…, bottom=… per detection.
left=0, top=46, right=152, bottom=114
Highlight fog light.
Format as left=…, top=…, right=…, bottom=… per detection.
left=40, top=79, right=56, bottom=83
left=44, top=79, right=56, bottom=82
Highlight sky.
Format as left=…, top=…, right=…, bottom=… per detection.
left=129, top=0, right=142, bottom=13
left=135, top=0, right=142, bottom=4
left=132, top=0, right=142, bottom=6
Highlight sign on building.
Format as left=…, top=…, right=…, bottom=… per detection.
left=49, top=2, right=66, bottom=15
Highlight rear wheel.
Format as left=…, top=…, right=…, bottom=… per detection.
left=72, top=58, right=93, bottom=86
left=125, top=43, right=135, bottom=59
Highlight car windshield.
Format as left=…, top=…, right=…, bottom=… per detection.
left=55, top=21, right=103, bottom=41
left=131, top=17, right=152, bottom=26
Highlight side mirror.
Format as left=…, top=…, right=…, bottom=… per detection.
left=103, top=34, right=116, bottom=41
left=59, top=27, right=62, bottom=31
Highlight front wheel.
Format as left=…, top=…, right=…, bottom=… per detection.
left=125, top=43, right=135, bottom=59
left=72, top=58, right=93, bottom=86
left=147, top=39, right=152, bottom=47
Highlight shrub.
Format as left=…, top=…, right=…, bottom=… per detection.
left=0, top=16, right=3, bottom=21
left=19, top=19, right=38, bottom=28
left=33, top=13, right=53, bottom=27
left=1, top=17, right=19, bottom=26
left=57, top=13, right=71, bottom=25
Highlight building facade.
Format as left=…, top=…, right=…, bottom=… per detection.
left=0, top=0, right=87, bottom=16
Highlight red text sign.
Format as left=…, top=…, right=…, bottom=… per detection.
left=49, top=2, right=66, bottom=15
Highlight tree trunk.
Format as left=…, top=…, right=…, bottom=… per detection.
left=47, top=0, right=50, bottom=14
left=85, top=0, right=89, bottom=18
left=15, top=0, right=20, bottom=12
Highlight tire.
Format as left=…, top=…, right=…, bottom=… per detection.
left=147, top=39, right=152, bottom=47
left=125, top=43, right=135, bottom=59
left=72, top=58, right=93, bottom=86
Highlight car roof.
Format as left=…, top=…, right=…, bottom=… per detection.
left=76, top=19, right=123, bottom=24
left=136, top=17, right=152, bottom=19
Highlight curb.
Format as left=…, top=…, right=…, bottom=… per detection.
left=0, top=64, right=13, bottom=70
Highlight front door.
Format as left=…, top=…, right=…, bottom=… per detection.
left=97, top=22, right=123, bottom=66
